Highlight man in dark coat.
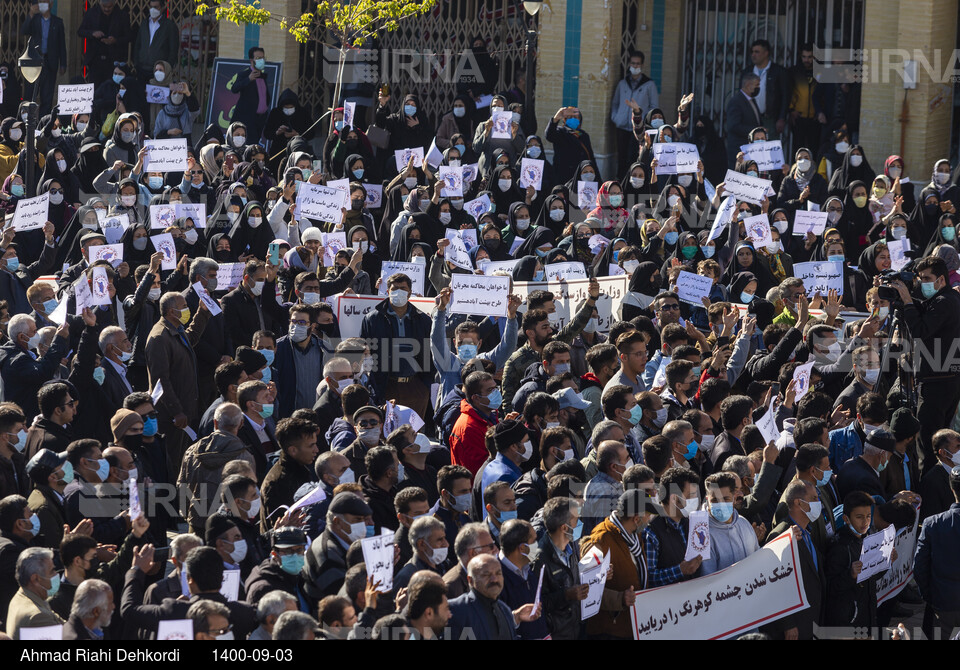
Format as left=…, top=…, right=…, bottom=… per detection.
left=228, top=47, right=275, bottom=144
left=0, top=224, right=57, bottom=315
left=260, top=417, right=318, bottom=530
left=724, top=72, right=764, bottom=169
left=836, top=429, right=896, bottom=502
left=20, top=2, right=67, bottom=115
left=77, top=0, right=131, bottom=86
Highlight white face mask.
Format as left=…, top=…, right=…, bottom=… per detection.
left=498, top=179, right=512, bottom=192
left=344, top=519, right=366, bottom=542
left=520, top=440, right=533, bottom=461
left=850, top=155, right=863, bottom=167
left=49, top=192, right=64, bottom=205
left=680, top=496, right=700, bottom=518
left=248, top=216, right=262, bottom=228
left=667, top=194, right=681, bottom=207
left=653, top=406, right=669, bottom=428
left=796, top=158, right=811, bottom=172
left=428, top=545, right=448, bottom=565
left=154, top=70, right=166, bottom=82
left=232, top=135, right=246, bottom=148
left=338, top=467, right=355, bottom=485
left=184, top=229, right=198, bottom=245
left=549, top=208, right=565, bottom=222
left=228, top=539, right=247, bottom=563
left=250, top=280, right=264, bottom=296
left=630, top=176, right=645, bottom=188
left=148, top=287, right=162, bottom=301
left=438, top=212, right=452, bottom=224
left=9, top=129, right=21, bottom=142
left=699, top=434, right=715, bottom=451
left=582, top=317, right=598, bottom=334
left=516, top=218, right=530, bottom=231
left=390, top=289, right=409, bottom=308
left=121, top=195, right=136, bottom=207
left=76, top=122, right=87, bottom=132
left=56, top=160, right=67, bottom=172
left=623, top=259, right=640, bottom=275
left=836, top=141, right=850, bottom=153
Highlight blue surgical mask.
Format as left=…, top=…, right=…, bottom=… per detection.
left=254, top=58, right=265, bottom=70
left=93, top=367, right=106, bottom=386
left=279, top=553, right=305, bottom=575
left=684, top=440, right=698, bottom=460
left=828, top=254, right=846, bottom=263
left=565, top=117, right=580, bottom=130
left=498, top=509, right=518, bottom=523
left=5, top=257, right=19, bottom=273
left=260, top=366, right=272, bottom=384
left=27, top=514, right=40, bottom=536
left=710, top=502, right=734, bottom=523
left=747, top=170, right=759, bottom=178
left=353, top=168, right=364, bottom=179
left=366, top=524, right=376, bottom=538
left=455, top=143, right=465, bottom=156
left=535, top=247, right=551, bottom=258
left=142, top=416, right=159, bottom=437
left=534, top=270, right=545, bottom=281
left=485, top=389, right=502, bottom=409
left=458, top=343, right=478, bottom=360
left=566, top=520, right=584, bottom=541
left=42, top=298, right=58, bottom=314
left=404, top=104, right=417, bottom=117
left=61, top=461, right=74, bottom=484
left=258, top=349, right=275, bottom=366
left=740, top=291, right=755, bottom=304
left=148, top=176, right=164, bottom=190
left=45, top=573, right=61, bottom=599
left=701, top=246, right=716, bottom=258
left=11, top=184, right=24, bottom=197
left=92, top=458, right=111, bottom=481
left=527, top=146, right=541, bottom=158
left=664, top=231, right=679, bottom=245
left=921, top=281, right=938, bottom=299
left=113, top=74, right=123, bottom=85
left=335, top=120, right=344, bottom=131
left=627, top=404, right=643, bottom=425
left=817, top=468, right=833, bottom=487
left=609, top=194, right=623, bottom=207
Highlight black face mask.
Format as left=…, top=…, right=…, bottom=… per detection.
left=124, top=434, right=144, bottom=450
left=484, top=238, right=500, bottom=252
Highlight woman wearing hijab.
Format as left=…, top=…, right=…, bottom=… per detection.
left=206, top=232, right=237, bottom=264
left=536, top=193, right=571, bottom=239
left=472, top=95, right=526, bottom=180
left=557, top=220, right=599, bottom=269
left=477, top=217, right=511, bottom=262
left=757, top=226, right=794, bottom=285
left=906, top=186, right=948, bottom=251
left=837, top=180, right=875, bottom=252
left=501, top=201, right=536, bottom=251
left=659, top=230, right=705, bottom=284
left=374, top=92, right=435, bottom=171
left=852, top=242, right=892, bottom=311
left=620, top=161, right=657, bottom=213
left=37, top=147, right=81, bottom=206
left=120, top=222, right=155, bottom=270
left=827, top=145, right=875, bottom=199
left=487, top=163, right=525, bottom=220
left=778, top=147, right=828, bottom=213
left=923, top=213, right=960, bottom=257
left=927, top=159, right=960, bottom=207
left=154, top=80, right=200, bottom=146
left=516, top=135, right=556, bottom=195
left=545, top=106, right=596, bottom=186
left=587, top=181, right=630, bottom=240
left=228, top=200, right=272, bottom=259
left=103, top=113, right=141, bottom=166
left=728, top=271, right=760, bottom=306
left=71, top=137, right=107, bottom=196
left=330, top=128, right=375, bottom=180
left=437, top=94, right=476, bottom=151
left=720, top=242, right=775, bottom=295
left=620, top=261, right=661, bottom=321
left=511, top=255, right=543, bottom=283
left=514, top=226, right=555, bottom=264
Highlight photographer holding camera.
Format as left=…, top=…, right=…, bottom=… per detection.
left=889, top=256, right=960, bottom=475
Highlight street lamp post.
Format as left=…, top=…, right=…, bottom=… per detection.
left=523, top=2, right=542, bottom=126
left=18, top=39, right=42, bottom=198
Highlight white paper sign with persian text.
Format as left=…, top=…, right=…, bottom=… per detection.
left=722, top=169, right=772, bottom=206
left=739, top=140, right=785, bottom=172
left=449, top=274, right=510, bottom=317
left=379, top=260, right=425, bottom=297
left=10, top=193, right=49, bottom=231
left=676, top=270, right=713, bottom=306
left=57, top=83, right=94, bottom=115
left=143, top=138, right=188, bottom=172
left=653, top=142, right=700, bottom=175
left=361, top=530, right=395, bottom=593
left=794, top=261, right=844, bottom=298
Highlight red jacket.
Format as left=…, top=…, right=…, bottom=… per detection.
left=450, top=399, right=495, bottom=479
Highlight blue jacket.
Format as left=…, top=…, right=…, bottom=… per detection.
left=481, top=453, right=523, bottom=495
left=499, top=558, right=550, bottom=640
left=447, top=589, right=517, bottom=640
left=914, top=502, right=960, bottom=612
left=828, top=423, right=865, bottom=472
left=273, top=334, right=325, bottom=420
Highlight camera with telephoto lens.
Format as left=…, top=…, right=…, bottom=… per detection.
left=877, top=269, right=915, bottom=303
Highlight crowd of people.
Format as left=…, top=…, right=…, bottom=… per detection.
left=0, top=0, right=959, bottom=642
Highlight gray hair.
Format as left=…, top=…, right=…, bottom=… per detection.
left=158, top=291, right=181, bottom=315
left=765, top=287, right=782, bottom=303
left=722, top=455, right=751, bottom=481
left=273, top=611, right=318, bottom=640
left=257, top=590, right=297, bottom=624
left=466, top=553, right=499, bottom=581
left=70, top=579, right=112, bottom=619
left=214, top=402, right=243, bottom=431
left=323, top=356, right=352, bottom=379
left=863, top=443, right=885, bottom=458
left=662, top=420, right=692, bottom=445
left=16, top=547, right=53, bottom=587
left=409, top=516, right=444, bottom=550
left=784, top=479, right=813, bottom=507
left=778, top=277, right=805, bottom=301
left=187, top=599, right=231, bottom=634
left=453, top=522, right=489, bottom=561
left=7, top=314, right=34, bottom=344
left=171, top=533, right=203, bottom=562
left=740, top=71, right=761, bottom=88
left=591, top=419, right=621, bottom=447
left=543, top=496, right=579, bottom=534
left=189, top=257, right=219, bottom=283
left=315, top=451, right=341, bottom=478
left=98, top=325, right=126, bottom=355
